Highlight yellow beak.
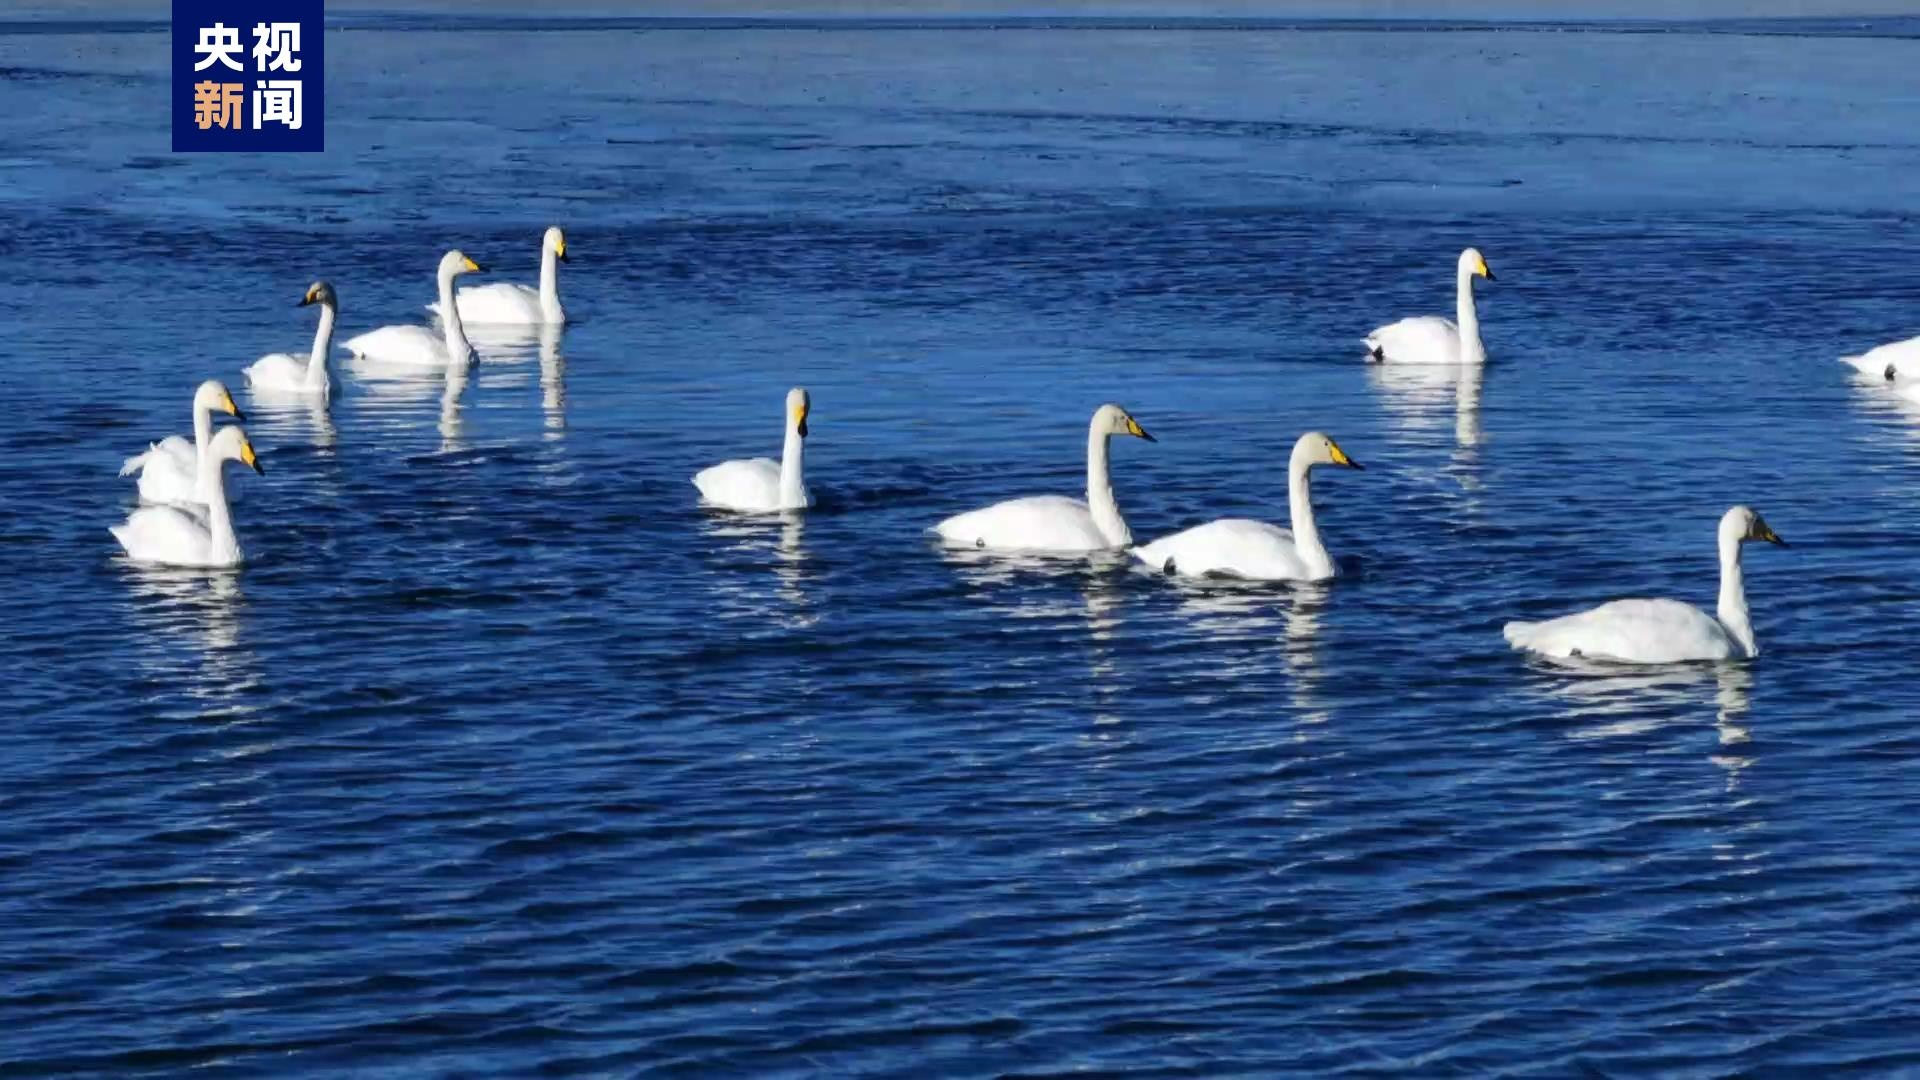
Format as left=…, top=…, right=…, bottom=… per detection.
left=240, top=441, right=263, bottom=474
left=462, top=256, right=482, bottom=272
left=1329, top=441, right=1363, bottom=470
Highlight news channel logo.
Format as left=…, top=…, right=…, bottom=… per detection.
left=172, top=0, right=323, bottom=152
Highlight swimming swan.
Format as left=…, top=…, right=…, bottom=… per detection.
left=1134, top=432, right=1364, bottom=581
left=243, top=281, right=337, bottom=397
left=343, top=251, right=484, bottom=367
left=1503, top=506, right=1787, bottom=664
left=428, top=227, right=566, bottom=326
left=1365, top=247, right=1495, bottom=365
left=693, top=387, right=812, bottom=512
left=935, top=403, right=1155, bottom=552
left=1841, top=335, right=1920, bottom=380
left=119, top=379, right=244, bottom=506
left=111, top=425, right=263, bottom=568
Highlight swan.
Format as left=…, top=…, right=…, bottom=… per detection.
left=243, top=281, right=337, bottom=397
left=427, top=227, right=566, bottom=326
left=1134, top=432, right=1364, bottom=581
left=693, top=387, right=812, bottom=512
left=1364, top=247, right=1495, bottom=364
left=935, top=403, right=1155, bottom=552
left=342, top=250, right=484, bottom=367
left=119, top=379, right=244, bottom=506
left=1503, top=506, right=1788, bottom=664
left=111, top=425, right=263, bottom=568
left=1840, top=335, right=1920, bottom=379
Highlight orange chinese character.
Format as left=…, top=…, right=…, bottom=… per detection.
left=192, top=81, right=244, bottom=131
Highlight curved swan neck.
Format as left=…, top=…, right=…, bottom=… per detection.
left=1456, top=265, right=1485, bottom=365
left=779, top=423, right=806, bottom=509
left=189, top=400, right=214, bottom=496
left=306, top=302, right=336, bottom=387
left=1717, top=530, right=1756, bottom=657
left=438, top=266, right=472, bottom=364
left=1288, top=450, right=1335, bottom=579
left=539, top=245, right=562, bottom=320
left=1086, top=421, right=1130, bottom=547
left=203, top=457, right=241, bottom=564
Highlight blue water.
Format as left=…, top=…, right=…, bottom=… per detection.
left=5, top=10, right=1920, bottom=1075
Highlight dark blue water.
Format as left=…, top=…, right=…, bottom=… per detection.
left=5, top=11, right=1920, bottom=1076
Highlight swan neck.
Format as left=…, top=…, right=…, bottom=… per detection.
left=1086, top=423, right=1130, bottom=548
left=1717, top=532, right=1756, bottom=657
left=306, top=302, right=336, bottom=387
left=540, top=245, right=562, bottom=319
left=190, top=401, right=214, bottom=498
left=779, top=423, right=806, bottom=509
left=199, top=458, right=239, bottom=562
left=439, top=268, right=471, bottom=364
left=1456, top=267, right=1485, bottom=364
left=1288, top=454, right=1335, bottom=579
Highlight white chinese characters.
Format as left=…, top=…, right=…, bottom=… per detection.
left=192, top=23, right=244, bottom=72
left=252, top=22, right=302, bottom=73
left=254, top=81, right=303, bottom=131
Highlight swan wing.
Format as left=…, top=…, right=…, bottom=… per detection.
left=428, top=283, right=547, bottom=325
left=1364, top=316, right=1461, bottom=364
left=1503, top=598, right=1734, bottom=664
left=1841, top=335, right=1920, bottom=378
left=934, top=495, right=1110, bottom=552
left=111, top=505, right=214, bottom=566
left=693, top=457, right=785, bottom=511
left=343, top=325, right=449, bottom=366
left=243, top=352, right=321, bottom=393
left=1134, top=518, right=1313, bottom=580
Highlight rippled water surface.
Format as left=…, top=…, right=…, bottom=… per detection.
left=5, top=10, right=1920, bottom=1076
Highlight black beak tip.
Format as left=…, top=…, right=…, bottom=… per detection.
left=1348, top=461, right=1366, bottom=471
left=250, top=460, right=265, bottom=475
left=797, top=420, right=809, bottom=438
left=231, top=408, right=247, bottom=423
left=1772, top=536, right=1790, bottom=548
left=1484, top=270, right=1496, bottom=282
left=1139, top=430, right=1157, bottom=443
left=557, top=252, right=569, bottom=263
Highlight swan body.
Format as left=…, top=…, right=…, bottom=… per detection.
left=343, top=251, right=484, bottom=367
left=1503, top=506, right=1787, bottom=664
left=1365, top=247, right=1494, bottom=365
left=244, top=281, right=337, bottom=397
left=119, top=380, right=243, bottom=506
left=1841, top=335, right=1920, bottom=379
left=428, top=227, right=566, bottom=326
left=111, top=425, right=263, bottom=568
left=1135, top=432, right=1363, bottom=581
left=935, top=403, right=1155, bottom=552
left=693, top=387, right=811, bottom=512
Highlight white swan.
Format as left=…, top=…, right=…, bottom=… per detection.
left=1365, top=247, right=1495, bottom=364
left=343, top=250, right=484, bottom=367
left=119, top=379, right=244, bottom=506
left=428, top=227, right=566, bottom=326
left=935, top=403, right=1155, bottom=552
left=111, top=425, right=263, bottom=568
left=1503, top=506, right=1787, bottom=664
left=693, top=387, right=812, bottom=512
left=1840, top=335, right=1920, bottom=379
left=1135, top=432, right=1364, bottom=581
left=243, top=281, right=337, bottom=397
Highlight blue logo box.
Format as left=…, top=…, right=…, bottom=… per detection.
left=172, top=0, right=323, bottom=152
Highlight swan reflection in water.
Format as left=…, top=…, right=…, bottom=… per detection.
left=243, top=389, right=336, bottom=451
left=1546, top=657, right=1755, bottom=791
left=439, top=362, right=470, bottom=450
left=701, top=512, right=817, bottom=631
left=539, top=323, right=565, bottom=435
left=123, top=567, right=262, bottom=716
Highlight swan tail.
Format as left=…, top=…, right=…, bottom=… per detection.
left=1502, top=620, right=1537, bottom=649
left=1362, top=336, right=1384, bottom=362
left=119, top=446, right=155, bottom=476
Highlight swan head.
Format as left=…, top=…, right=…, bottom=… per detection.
left=209, top=424, right=264, bottom=475
left=787, top=387, right=810, bottom=439
left=1293, top=431, right=1364, bottom=472
left=1722, top=505, right=1787, bottom=549
left=1093, top=403, right=1155, bottom=442
left=195, top=379, right=244, bottom=422
left=1458, top=247, right=1494, bottom=282
left=299, top=280, right=336, bottom=309
left=439, top=250, right=484, bottom=279
left=546, top=226, right=568, bottom=263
